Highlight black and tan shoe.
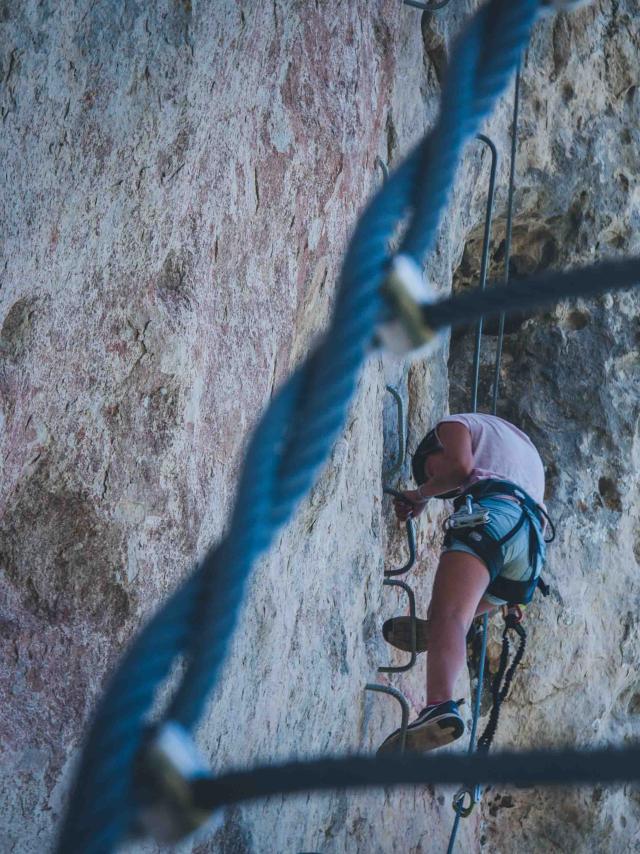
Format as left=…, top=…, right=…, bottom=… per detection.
left=376, top=700, right=465, bottom=755
left=382, top=615, right=429, bottom=653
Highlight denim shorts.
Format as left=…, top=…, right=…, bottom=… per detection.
left=442, top=496, right=546, bottom=606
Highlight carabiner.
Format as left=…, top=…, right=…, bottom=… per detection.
left=452, top=783, right=481, bottom=818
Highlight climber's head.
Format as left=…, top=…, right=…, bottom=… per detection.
left=411, top=427, right=444, bottom=486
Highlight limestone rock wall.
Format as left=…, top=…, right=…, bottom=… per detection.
left=1, top=2, right=638, bottom=853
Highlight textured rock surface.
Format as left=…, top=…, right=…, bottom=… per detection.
left=1, top=2, right=638, bottom=853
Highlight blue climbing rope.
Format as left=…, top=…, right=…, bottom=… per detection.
left=56, top=3, right=541, bottom=851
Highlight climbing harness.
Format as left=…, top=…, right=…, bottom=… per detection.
left=443, top=479, right=554, bottom=606
left=56, top=3, right=640, bottom=852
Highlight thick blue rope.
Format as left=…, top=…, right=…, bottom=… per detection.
left=56, top=2, right=538, bottom=851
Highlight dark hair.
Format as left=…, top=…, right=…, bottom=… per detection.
left=411, top=427, right=444, bottom=485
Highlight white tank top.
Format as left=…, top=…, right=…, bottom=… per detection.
left=438, top=413, right=545, bottom=505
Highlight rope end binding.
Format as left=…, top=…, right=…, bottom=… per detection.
left=135, top=722, right=223, bottom=844
left=378, top=254, right=442, bottom=356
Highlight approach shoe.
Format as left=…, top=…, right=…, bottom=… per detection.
left=382, top=616, right=429, bottom=653
left=377, top=700, right=465, bottom=755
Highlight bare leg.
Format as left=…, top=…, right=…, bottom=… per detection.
left=426, top=551, right=490, bottom=704
left=428, top=595, right=496, bottom=622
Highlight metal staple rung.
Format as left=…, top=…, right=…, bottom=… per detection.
left=378, top=579, right=418, bottom=673
left=383, top=385, right=406, bottom=478
left=382, top=488, right=417, bottom=576
left=364, top=684, right=410, bottom=753
left=403, top=0, right=452, bottom=11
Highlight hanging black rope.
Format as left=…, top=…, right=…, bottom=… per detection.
left=477, top=616, right=527, bottom=754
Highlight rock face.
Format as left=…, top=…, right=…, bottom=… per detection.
left=1, top=2, right=638, bottom=853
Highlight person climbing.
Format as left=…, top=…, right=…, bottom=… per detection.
left=377, top=412, right=549, bottom=754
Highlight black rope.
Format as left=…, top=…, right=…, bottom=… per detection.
left=424, top=257, right=640, bottom=332
left=190, top=744, right=640, bottom=811
left=477, top=619, right=527, bottom=754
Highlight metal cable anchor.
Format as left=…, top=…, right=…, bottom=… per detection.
left=378, top=255, right=441, bottom=356
left=135, top=722, right=223, bottom=844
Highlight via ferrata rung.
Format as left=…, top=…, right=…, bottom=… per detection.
left=364, top=683, right=410, bottom=753
left=403, top=0, right=452, bottom=12
left=383, top=385, right=406, bottom=479
left=383, top=488, right=417, bottom=576
left=364, top=385, right=418, bottom=748
left=378, top=579, right=418, bottom=673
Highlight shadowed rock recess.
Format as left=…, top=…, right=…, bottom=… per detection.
left=1, top=2, right=638, bottom=853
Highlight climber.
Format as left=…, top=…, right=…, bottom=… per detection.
left=377, top=413, right=548, bottom=754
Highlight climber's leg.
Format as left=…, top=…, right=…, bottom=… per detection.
left=377, top=550, right=489, bottom=754
left=382, top=596, right=496, bottom=654
left=425, top=549, right=490, bottom=704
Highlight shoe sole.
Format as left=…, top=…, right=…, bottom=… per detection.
left=377, top=713, right=464, bottom=756
left=382, top=617, right=429, bottom=653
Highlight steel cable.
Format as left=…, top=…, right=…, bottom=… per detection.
left=190, top=744, right=640, bottom=810
left=424, top=257, right=640, bottom=333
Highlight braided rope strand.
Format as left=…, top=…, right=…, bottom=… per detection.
left=401, top=0, right=538, bottom=263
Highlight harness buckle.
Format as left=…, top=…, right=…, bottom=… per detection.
left=444, top=495, right=490, bottom=532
